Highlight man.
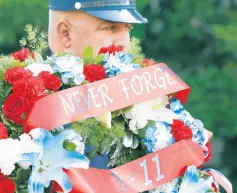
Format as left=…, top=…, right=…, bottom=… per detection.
left=48, top=0, right=148, bottom=169
left=48, top=0, right=148, bottom=57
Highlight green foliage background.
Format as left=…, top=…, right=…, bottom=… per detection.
left=0, top=0, right=236, bottom=191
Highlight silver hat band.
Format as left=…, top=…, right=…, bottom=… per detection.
left=79, top=0, right=136, bottom=9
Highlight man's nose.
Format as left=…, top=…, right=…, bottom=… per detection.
left=112, top=31, right=130, bottom=51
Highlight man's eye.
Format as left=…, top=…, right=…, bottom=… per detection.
left=103, top=25, right=116, bottom=31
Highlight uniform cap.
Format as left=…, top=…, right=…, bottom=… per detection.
left=49, top=0, right=148, bottom=24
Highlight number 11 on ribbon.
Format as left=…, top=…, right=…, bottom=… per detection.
left=140, top=154, right=165, bottom=186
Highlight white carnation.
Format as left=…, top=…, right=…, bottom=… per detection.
left=25, top=63, right=53, bottom=76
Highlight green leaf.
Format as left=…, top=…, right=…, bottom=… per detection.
left=81, top=80, right=89, bottom=85
left=145, top=120, right=155, bottom=128
left=95, top=54, right=105, bottom=64
left=17, top=190, right=29, bottom=193
left=63, top=140, right=77, bottom=151
left=112, top=106, right=133, bottom=118
left=1, top=114, right=12, bottom=126
left=16, top=168, right=31, bottom=182
left=9, top=133, right=18, bottom=138
left=1, top=114, right=23, bottom=136
left=137, top=128, right=147, bottom=138
left=131, top=148, right=144, bottom=160
left=0, top=80, right=12, bottom=101
left=111, top=116, right=125, bottom=125
left=86, top=151, right=95, bottom=160
left=83, top=46, right=94, bottom=64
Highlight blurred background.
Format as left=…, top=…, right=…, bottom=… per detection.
left=0, top=0, right=236, bottom=191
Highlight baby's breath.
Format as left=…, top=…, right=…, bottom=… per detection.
left=19, top=24, right=48, bottom=54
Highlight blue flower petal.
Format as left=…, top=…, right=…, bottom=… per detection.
left=182, top=165, right=199, bottom=184
left=103, top=52, right=141, bottom=78
left=19, top=153, right=40, bottom=164
left=179, top=165, right=213, bottom=193
left=61, top=72, right=72, bottom=84
left=22, top=128, right=89, bottom=193
left=143, top=121, right=174, bottom=152
left=28, top=176, right=45, bottom=193
left=60, top=151, right=89, bottom=169
left=51, top=54, right=85, bottom=85
left=170, top=98, right=184, bottom=113
left=51, top=168, right=72, bottom=193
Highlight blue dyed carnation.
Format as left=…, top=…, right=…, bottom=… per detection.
left=51, top=53, right=85, bottom=85
left=143, top=121, right=175, bottom=153
left=170, top=98, right=184, bottom=114
left=170, top=98, right=209, bottom=151
left=103, top=52, right=141, bottom=77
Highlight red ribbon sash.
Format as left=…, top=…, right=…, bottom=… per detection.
left=25, top=63, right=190, bottom=131
left=52, top=140, right=204, bottom=193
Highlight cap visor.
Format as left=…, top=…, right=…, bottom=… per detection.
left=86, top=9, right=148, bottom=24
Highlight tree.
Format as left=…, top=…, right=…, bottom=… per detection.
left=137, top=0, right=237, bottom=190
left=0, top=0, right=48, bottom=54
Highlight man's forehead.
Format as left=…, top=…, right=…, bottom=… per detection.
left=57, top=10, right=100, bottom=24
left=69, top=11, right=128, bottom=26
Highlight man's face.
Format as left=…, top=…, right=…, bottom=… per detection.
left=67, top=12, right=132, bottom=57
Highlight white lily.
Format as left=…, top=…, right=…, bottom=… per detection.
left=125, top=97, right=178, bottom=134
left=179, top=165, right=213, bottom=193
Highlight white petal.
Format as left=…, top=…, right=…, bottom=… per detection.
left=26, top=63, right=53, bottom=76
left=136, top=119, right=148, bottom=129
left=149, top=107, right=178, bottom=124
left=129, top=119, right=137, bottom=128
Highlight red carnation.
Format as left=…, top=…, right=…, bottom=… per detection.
left=2, top=94, right=32, bottom=125
left=0, top=122, right=8, bottom=139
left=98, top=45, right=122, bottom=55
left=83, top=64, right=106, bottom=83
left=38, top=71, right=61, bottom=91
left=204, top=142, right=212, bottom=163
left=51, top=181, right=63, bottom=193
left=12, top=76, right=46, bottom=101
left=212, top=182, right=219, bottom=192
left=0, top=171, right=16, bottom=193
left=171, top=120, right=193, bottom=142
left=11, top=48, right=34, bottom=62
left=4, top=67, right=33, bottom=84
left=142, top=59, right=158, bottom=66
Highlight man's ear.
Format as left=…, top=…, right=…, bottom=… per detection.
left=57, top=21, right=71, bottom=49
